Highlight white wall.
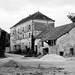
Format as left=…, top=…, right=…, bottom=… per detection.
left=10, top=20, right=32, bottom=51
left=35, top=39, right=50, bottom=54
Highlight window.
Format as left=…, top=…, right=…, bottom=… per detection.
left=23, top=34, right=24, bottom=39
left=18, top=36, right=19, bottom=40
left=29, top=33, right=31, bottom=38
left=29, top=25, right=31, bottom=30
left=18, top=29, right=19, bottom=33
left=12, top=32, right=14, bottom=35
left=48, top=40, right=56, bottom=46
left=22, top=27, right=24, bottom=32
left=29, top=42, right=30, bottom=48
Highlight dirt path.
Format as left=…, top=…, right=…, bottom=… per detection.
left=0, top=53, right=75, bottom=74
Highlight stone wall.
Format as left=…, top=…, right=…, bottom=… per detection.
left=56, top=27, right=75, bottom=56
left=49, top=45, right=58, bottom=54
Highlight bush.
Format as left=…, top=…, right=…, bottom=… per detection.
left=0, top=30, right=6, bottom=58
left=8, top=51, right=14, bottom=53
left=14, top=49, right=22, bottom=54
left=25, top=48, right=33, bottom=57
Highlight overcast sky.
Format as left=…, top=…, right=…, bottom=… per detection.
left=0, top=0, right=75, bottom=32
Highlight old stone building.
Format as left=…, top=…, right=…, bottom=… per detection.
left=10, top=11, right=55, bottom=52
left=36, top=23, right=75, bottom=56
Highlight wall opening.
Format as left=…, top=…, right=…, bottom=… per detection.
left=43, top=48, right=49, bottom=55
left=70, top=48, right=74, bottom=56
left=48, top=40, right=56, bottom=46
left=59, top=51, right=64, bottom=56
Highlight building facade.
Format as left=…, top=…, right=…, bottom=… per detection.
left=10, top=12, right=55, bottom=53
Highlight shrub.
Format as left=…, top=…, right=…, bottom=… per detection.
left=14, top=49, right=22, bottom=54
left=0, top=30, right=6, bottom=57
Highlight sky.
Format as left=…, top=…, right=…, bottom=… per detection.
left=0, top=0, right=75, bottom=33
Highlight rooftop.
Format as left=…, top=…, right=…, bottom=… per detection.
left=10, top=11, right=55, bottom=29
left=36, top=22, right=75, bottom=41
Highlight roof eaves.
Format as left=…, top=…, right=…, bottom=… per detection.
left=42, top=23, right=75, bottom=41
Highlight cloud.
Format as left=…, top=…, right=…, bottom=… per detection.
left=0, top=8, right=21, bottom=32
left=0, top=0, right=30, bottom=12
left=0, top=0, right=75, bottom=13
left=0, top=0, right=75, bottom=32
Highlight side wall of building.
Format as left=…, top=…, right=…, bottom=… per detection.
left=56, top=27, right=75, bottom=56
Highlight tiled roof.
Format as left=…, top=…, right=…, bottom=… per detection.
left=10, top=11, right=55, bottom=28
left=36, top=22, right=75, bottom=41
left=35, top=28, right=50, bottom=39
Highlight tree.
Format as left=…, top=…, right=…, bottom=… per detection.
left=0, top=30, right=6, bottom=57
left=5, top=33, right=10, bottom=47
left=67, top=13, right=75, bottom=22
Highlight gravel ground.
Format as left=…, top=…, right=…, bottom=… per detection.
left=0, top=53, right=74, bottom=75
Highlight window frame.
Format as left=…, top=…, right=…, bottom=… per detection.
left=29, top=25, right=31, bottom=30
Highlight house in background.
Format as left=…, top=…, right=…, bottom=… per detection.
left=10, top=11, right=55, bottom=53
left=36, top=22, right=75, bottom=56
